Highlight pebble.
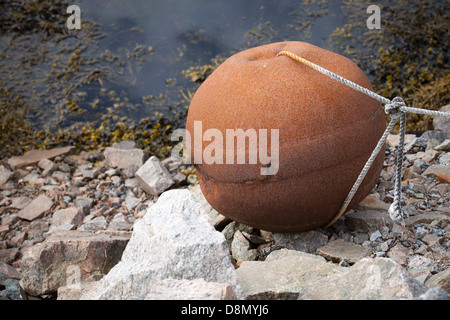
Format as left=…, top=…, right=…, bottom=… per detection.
left=369, top=230, right=382, bottom=242
left=0, top=129, right=448, bottom=300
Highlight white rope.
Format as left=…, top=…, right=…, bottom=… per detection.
left=277, top=50, right=450, bottom=227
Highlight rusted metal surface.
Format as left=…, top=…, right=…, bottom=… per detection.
left=186, top=41, right=385, bottom=232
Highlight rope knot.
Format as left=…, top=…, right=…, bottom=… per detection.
left=385, top=96, right=406, bottom=116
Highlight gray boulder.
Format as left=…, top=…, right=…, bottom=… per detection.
left=81, top=189, right=243, bottom=300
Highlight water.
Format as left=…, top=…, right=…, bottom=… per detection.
left=1, top=0, right=349, bottom=130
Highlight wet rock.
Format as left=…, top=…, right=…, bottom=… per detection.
left=7, top=146, right=75, bottom=170
left=17, top=194, right=53, bottom=221
left=19, top=230, right=130, bottom=296
left=80, top=189, right=243, bottom=300
left=345, top=210, right=392, bottom=233
left=316, top=239, right=372, bottom=264
left=135, top=156, right=174, bottom=196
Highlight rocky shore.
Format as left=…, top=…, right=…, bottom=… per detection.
left=0, top=109, right=449, bottom=300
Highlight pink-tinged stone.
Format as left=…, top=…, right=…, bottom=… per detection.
left=186, top=41, right=385, bottom=232
left=17, top=195, right=53, bottom=221
left=50, top=207, right=84, bottom=228
left=422, top=165, right=450, bottom=183
left=7, top=146, right=74, bottom=169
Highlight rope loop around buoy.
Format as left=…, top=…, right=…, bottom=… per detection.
left=277, top=50, right=450, bottom=228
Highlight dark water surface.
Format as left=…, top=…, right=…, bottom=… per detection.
left=1, top=0, right=348, bottom=130
left=1, top=0, right=448, bottom=154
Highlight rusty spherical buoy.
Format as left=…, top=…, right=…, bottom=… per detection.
left=186, top=41, right=385, bottom=233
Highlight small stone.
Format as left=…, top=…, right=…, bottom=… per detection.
left=190, top=184, right=229, bottom=229
left=439, top=153, right=450, bottom=165
left=38, top=158, right=57, bottom=177
left=17, top=195, right=53, bottom=221
left=74, top=196, right=93, bottom=215
left=7, top=146, right=74, bottom=170
left=316, top=239, right=372, bottom=265
left=58, top=163, right=71, bottom=173
left=405, top=212, right=450, bottom=227
left=425, top=269, right=450, bottom=293
left=415, top=287, right=450, bottom=300
left=353, top=233, right=369, bottom=245
left=11, top=231, right=27, bottom=246
left=50, top=207, right=84, bottom=228
left=0, top=261, right=22, bottom=286
left=415, top=227, right=428, bottom=240
left=345, top=210, right=393, bottom=233
left=19, top=230, right=130, bottom=296
left=51, top=171, right=70, bottom=182
left=144, top=278, right=237, bottom=300
left=111, top=141, right=136, bottom=150
left=0, top=248, right=19, bottom=264
left=79, top=216, right=108, bottom=232
left=422, top=165, right=450, bottom=183
left=421, top=130, right=447, bottom=144
left=369, top=230, right=382, bottom=242
left=435, top=139, right=450, bottom=152
left=136, top=156, right=174, bottom=196
left=9, top=197, right=32, bottom=211
left=409, top=268, right=432, bottom=285
left=281, top=231, right=329, bottom=254
left=231, top=230, right=258, bottom=262
left=107, top=214, right=132, bottom=231
left=386, top=134, right=417, bottom=148
left=356, top=195, right=390, bottom=211
left=104, top=146, right=146, bottom=175
left=0, top=165, right=13, bottom=187
left=172, top=172, right=187, bottom=185
left=5, top=279, right=25, bottom=300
